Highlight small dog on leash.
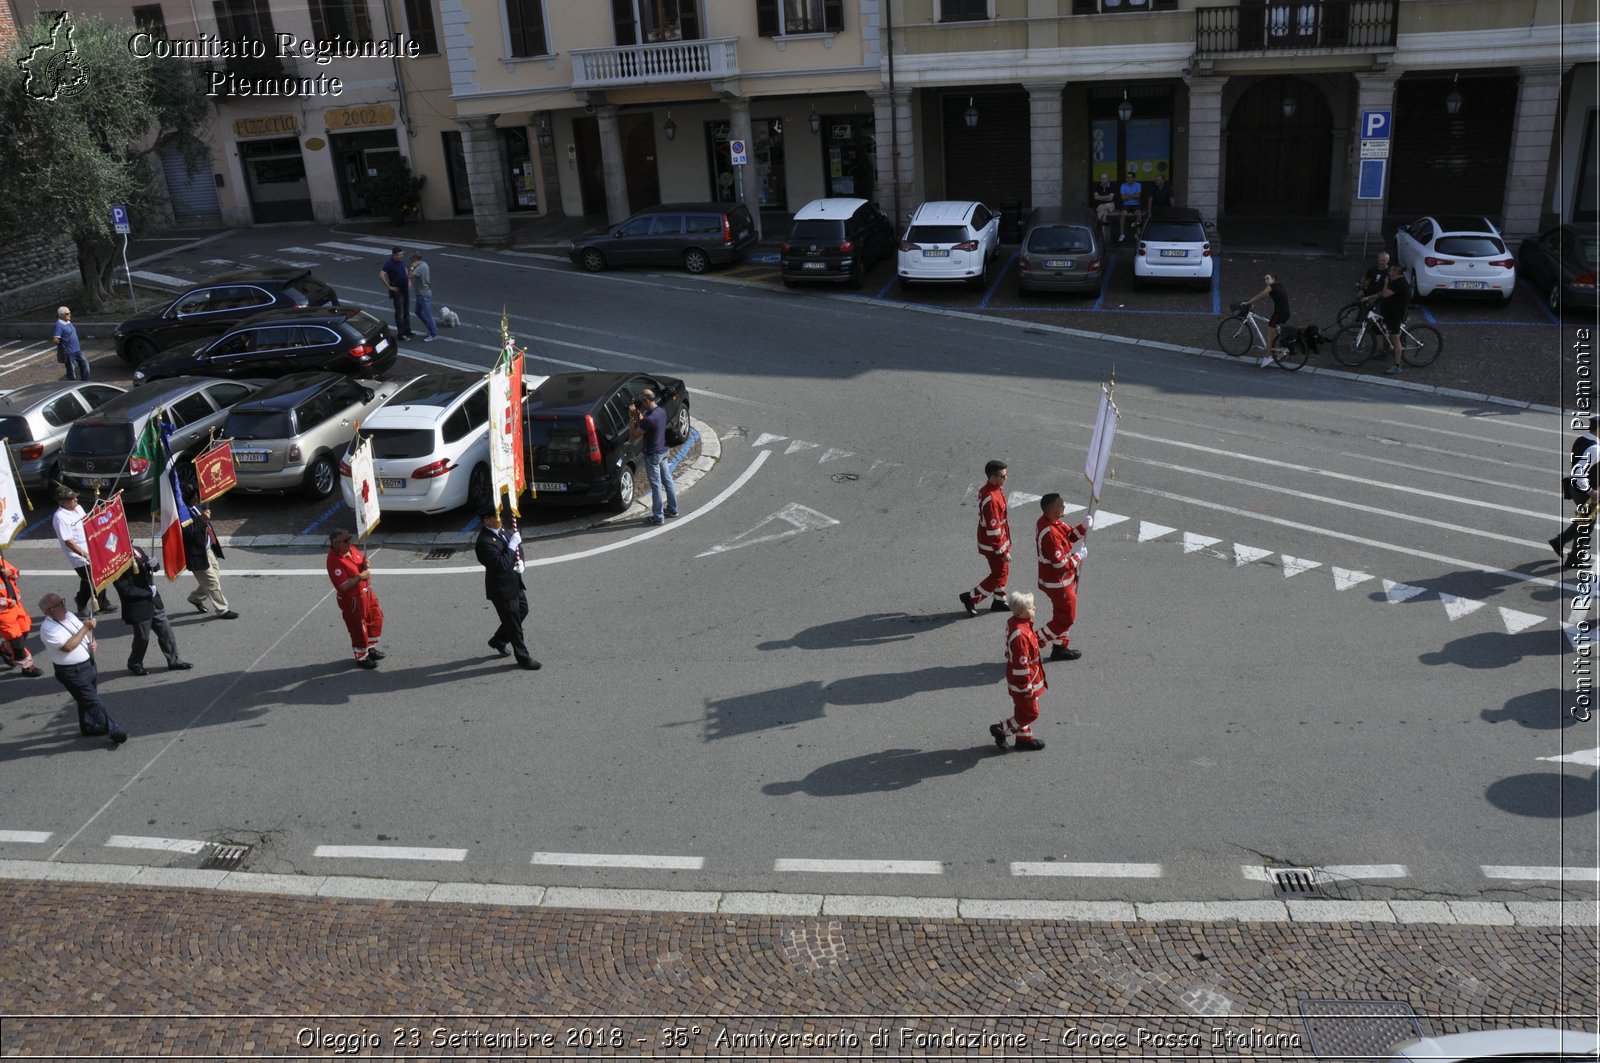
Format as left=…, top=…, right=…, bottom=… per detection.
left=1278, top=323, right=1325, bottom=356
left=436, top=307, right=461, bottom=328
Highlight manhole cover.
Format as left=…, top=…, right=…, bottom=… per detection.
left=424, top=548, right=455, bottom=560
left=1299, top=999, right=1422, bottom=1060
left=200, top=843, right=250, bottom=871
left=1272, top=867, right=1322, bottom=898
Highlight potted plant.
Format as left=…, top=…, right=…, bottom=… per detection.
left=357, top=156, right=426, bottom=225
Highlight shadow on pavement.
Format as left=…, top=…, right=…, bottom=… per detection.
left=1481, top=688, right=1583, bottom=730
left=1418, top=628, right=1566, bottom=670
left=1485, top=770, right=1599, bottom=818
left=757, top=611, right=970, bottom=651
left=762, top=745, right=991, bottom=796
left=703, top=662, right=997, bottom=741
left=1371, top=560, right=1569, bottom=609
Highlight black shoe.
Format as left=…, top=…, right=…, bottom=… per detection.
left=216, top=610, right=239, bottom=620
left=989, top=597, right=1010, bottom=612
left=355, top=654, right=379, bottom=670
left=989, top=723, right=1008, bottom=751
left=665, top=509, right=679, bottom=518
left=127, top=664, right=149, bottom=676
left=487, top=639, right=509, bottom=658
left=516, top=657, right=542, bottom=670
left=98, top=601, right=116, bottom=613
left=20, top=666, right=41, bottom=678
left=1550, top=536, right=1565, bottom=559
left=81, top=728, right=108, bottom=738
left=366, top=649, right=386, bottom=661
left=189, top=601, right=208, bottom=614
left=1014, top=736, right=1045, bottom=751
left=168, top=662, right=192, bottom=671
left=109, top=731, right=128, bottom=745
left=959, top=592, right=978, bottom=616
left=1049, top=645, right=1081, bottom=661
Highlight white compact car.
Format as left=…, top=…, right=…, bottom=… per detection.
left=338, top=370, right=495, bottom=516
left=1394, top=214, right=1517, bottom=303
left=897, top=200, right=1001, bottom=288
left=1133, top=208, right=1214, bottom=287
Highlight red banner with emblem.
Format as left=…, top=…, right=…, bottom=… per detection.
left=85, top=493, right=134, bottom=593
left=194, top=440, right=237, bottom=503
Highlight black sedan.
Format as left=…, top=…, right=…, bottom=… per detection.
left=1517, top=224, right=1599, bottom=316
left=131, top=308, right=397, bottom=384
left=114, top=268, right=339, bottom=364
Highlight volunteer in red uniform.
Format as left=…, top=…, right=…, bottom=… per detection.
left=959, top=459, right=1013, bottom=615
left=990, top=591, right=1047, bottom=752
left=0, top=554, right=42, bottom=677
left=1035, top=493, right=1091, bottom=661
left=326, top=530, right=384, bottom=670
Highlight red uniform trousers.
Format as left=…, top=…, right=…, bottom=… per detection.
left=337, top=587, right=384, bottom=656
left=0, top=604, right=33, bottom=670
left=1038, top=582, right=1078, bottom=646
left=1007, top=689, right=1041, bottom=734
left=972, top=552, right=1009, bottom=604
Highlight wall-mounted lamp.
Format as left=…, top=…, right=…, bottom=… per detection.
left=536, top=116, right=552, bottom=149
left=1281, top=94, right=1297, bottom=119
left=663, top=110, right=677, bottom=141
left=1116, top=90, right=1133, bottom=123
left=1444, top=72, right=1463, bottom=116
left=963, top=96, right=978, bottom=129
left=809, top=102, right=821, bottom=135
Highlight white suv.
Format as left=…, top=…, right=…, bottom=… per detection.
left=338, top=370, right=495, bottom=516
left=897, top=201, right=1002, bottom=288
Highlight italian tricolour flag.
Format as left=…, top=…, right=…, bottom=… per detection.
left=130, top=415, right=193, bottom=579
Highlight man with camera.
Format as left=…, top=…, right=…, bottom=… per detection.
left=628, top=388, right=679, bottom=525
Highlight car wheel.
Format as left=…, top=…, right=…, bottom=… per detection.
left=124, top=337, right=156, bottom=365
left=683, top=248, right=710, bottom=274
left=847, top=262, right=864, bottom=289
left=580, top=248, right=606, bottom=272
left=1548, top=285, right=1561, bottom=314
left=968, top=259, right=989, bottom=290
left=610, top=463, right=637, bottom=513
left=665, top=402, right=691, bottom=446
left=466, top=463, right=493, bottom=513
left=302, top=454, right=336, bottom=499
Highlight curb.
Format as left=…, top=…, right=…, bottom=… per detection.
left=0, top=859, right=1590, bottom=926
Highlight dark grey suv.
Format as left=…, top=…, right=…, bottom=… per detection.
left=114, top=269, right=340, bottom=364
left=568, top=203, right=757, bottom=275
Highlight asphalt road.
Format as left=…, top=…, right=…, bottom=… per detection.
left=1, top=225, right=1591, bottom=906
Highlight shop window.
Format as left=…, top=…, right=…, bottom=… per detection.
left=755, top=0, right=842, bottom=35
left=403, top=0, right=438, bottom=54
left=506, top=0, right=549, bottom=57
left=309, top=0, right=373, bottom=42
left=132, top=4, right=167, bottom=38
left=939, top=0, right=988, bottom=20
left=705, top=119, right=786, bottom=209
left=1071, top=0, right=1176, bottom=11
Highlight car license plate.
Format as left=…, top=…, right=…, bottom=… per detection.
left=1044, top=260, right=1074, bottom=269
left=803, top=262, right=828, bottom=270
left=375, top=339, right=389, bottom=353
left=84, top=478, right=108, bottom=490
left=1454, top=280, right=1488, bottom=289
left=922, top=249, right=950, bottom=258
left=235, top=450, right=269, bottom=464
left=535, top=482, right=568, bottom=492
left=1160, top=249, right=1187, bottom=258
left=379, top=478, right=405, bottom=489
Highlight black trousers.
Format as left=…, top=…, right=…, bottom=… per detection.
left=54, top=659, right=121, bottom=737
left=389, top=288, right=410, bottom=336
left=489, top=592, right=530, bottom=662
left=73, top=566, right=110, bottom=614
left=128, top=609, right=181, bottom=667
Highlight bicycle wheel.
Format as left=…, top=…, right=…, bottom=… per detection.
left=1273, top=341, right=1309, bottom=372
left=1402, top=324, right=1442, bottom=367
left=1216, top=316, right=1255, bottom=357
left=1335, top=301, right=1365, bottom=330
left=1332, top=324, right=1376, bottom=366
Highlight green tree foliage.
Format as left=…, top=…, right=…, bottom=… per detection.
left=0, top=12, right=212, bottom=309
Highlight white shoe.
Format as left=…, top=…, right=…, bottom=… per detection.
left=422, top=335, right=436, bottom=342
left=1257, top=354, right=1273, bottom=368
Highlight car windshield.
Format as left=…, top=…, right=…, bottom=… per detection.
left=226, top=410, right=293, bottom=440
left=347, top=309, right=384, bottom=336
left=0, top=416, right=31, bottom=442
left=908, top=225, right=969, bottom=243
left=1435, top=216, right=1492, bottom=234
left=359, top=427, right=436, bottom=459
left=1435, top=235, right=1506, bottom=257
left=1026, top=227, right=1094, bottom=254
left=528, top=416, right=587, bottom=464
left=790, top=220, right=845, bottom=242
left=1144, top=222, right=1205, bottom=243
left=67, top=423, right=134, bottom=454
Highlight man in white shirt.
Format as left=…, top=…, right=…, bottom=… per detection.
left=38, top=593, right=126, bottom=744
left=50, top=486, right=112, bottom=616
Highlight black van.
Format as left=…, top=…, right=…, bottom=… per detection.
left=780, top=198, right=896, bottom=288
left=568, top=203, right=757, bottom=275
left=524, top=372, right=691, bottom=513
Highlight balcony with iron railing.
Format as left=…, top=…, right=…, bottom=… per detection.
left=569, top=36, right=740, bottom=90
left=1196, top=0, right=1398, bottom=55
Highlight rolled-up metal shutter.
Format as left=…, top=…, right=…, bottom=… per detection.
left=159, top=143, right=223, bottom=227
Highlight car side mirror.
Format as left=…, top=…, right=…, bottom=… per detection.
left=362, top=388, right=374, bottom=402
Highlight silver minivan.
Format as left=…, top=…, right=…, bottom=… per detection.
left=0, top=381, right=126, bottom=489
left=1017, top=207, right=1104, bottom=295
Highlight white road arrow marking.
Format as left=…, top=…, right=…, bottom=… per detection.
left=1332, top=567, right=1374, bottom=591
left=1500, top=607, right=1544, bottom=635
left=1381, top=579, right=1427, bottom=604
left=697, top=502, right=841, bottom=557
left=1438, top=592, right=1486, bottom=622
left=130, top=270, right=194, bottom=288
left=1233, top=544, right=1273, bottom=567
left=1279, top=555, right=1321, bottom=578
left=1183, top=532, right=1222, bottom=554
left=818, top=448, right=854, bottom=463
left=720, top=426, right=749, bottom=441
left=783, top=439, right=820, bottom=457
left=1093, top=510, right=1129, bottom=529
left=751, top=432, right=787, bottom=448
left=1137, top=521, right=1177, bottom=542
left=1538, top=747, right=1600, bottom=767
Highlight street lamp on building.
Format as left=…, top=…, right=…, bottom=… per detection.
left=536, top=117, right=552, bottom=149
left=1445, top=72, right=1463, bottom=116
left=809, top=102, right=821, bottom=135
left=663, top=110, right=677, bottom=141
left=1117, top=90, right=1133, bottom=123
left=964, top=97, right=979, bottom=128
left=1281, top=94, right=1297, bottom=119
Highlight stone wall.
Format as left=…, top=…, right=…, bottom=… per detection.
left=0, top=230, right=82, bottom=320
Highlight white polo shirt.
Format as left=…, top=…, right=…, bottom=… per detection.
left=39, top=613, right=93, bottom=666
left=52, top=504, right=89, bottom=568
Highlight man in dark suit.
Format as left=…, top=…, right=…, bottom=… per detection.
left=112, top=544, right=192, bottom=675
left=475, top=503, right=539, bottom=670
left=183, top=503, right=238, bottom=619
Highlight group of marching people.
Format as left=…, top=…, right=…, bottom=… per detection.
left=959, top=459, right=1092, bottom=753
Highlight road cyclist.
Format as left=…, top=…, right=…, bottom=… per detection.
left=1216, top=274, right=1307, bottom=371
left=1335, top=261, right=1442, bottom=373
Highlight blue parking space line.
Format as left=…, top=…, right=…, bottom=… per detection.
left=459, top=515, right=482, bottom=534
left=981, top=304, right=1219, bottom=318
left=1419, top=303, right=1439, bottom=324
left=22, top=513, right=54, bottom=538
left=874, top=273, right=898, bottom=300
left=1211, top=259, right=1222, bottom=316
left=668, top=427, right=700, bottom=473
left=980, top=251, right=1016, bottom=309
left=299, top=499, right=344, bottom=537
left=1093, top=254, right=1117, bottom=310
left=1520, top=276, right=1561, bottom=325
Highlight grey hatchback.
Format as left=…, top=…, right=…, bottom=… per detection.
left=0, top=381, right=127, bottom=489
left=223, top=372, right=400, bottom=499
left=568, top=203, right=758, bottom=275
left=1017, top=207, right=1104, bottom=294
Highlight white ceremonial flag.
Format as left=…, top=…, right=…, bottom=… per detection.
left=487, top=358, right=517, bottom=511
left=1083, top=384, right=1119, bottom=503
left=0, top=447, right=24, bottom=547
left=349, top=435, right=381, bottom=540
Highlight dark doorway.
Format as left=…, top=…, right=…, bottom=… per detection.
left=240, top=137, right=314, bottom=223
left=942, top=90, right=1029, bottom=206
left=820, top=114, right=874, bottom=201
left=572, top=114, right=660, bottom=217
left=442, top=131, right=473, bottom=215
left=502, top=126, right=538, bottom=211
left=1224, top=76, right=1333, bottom=216
left=1387, top=73, right=1517, bottom=220
left=573, top=116, right=605, bottom=216
left=330, top=129, right=401, bottom=217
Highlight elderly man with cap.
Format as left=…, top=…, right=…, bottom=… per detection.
left=50, top=485, right=113, bottom=617
left=38, top=591, right=127, bottom=744
left=474, top=502, right=538, bottom=670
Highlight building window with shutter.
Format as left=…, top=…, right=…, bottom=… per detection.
left=309, top=0, right=375, bottom=43
left=1072, top=0, right=1177, bottom=12
left=939, top=0, right=989, bottom=21
left=403, top=0, right=438, bottom=53
left=756, top=0, right=843, bottom=35
left=506, top=0, right=549, bottom=57
left=132, top=4, right=168, bottom=38
left=213, top=0, right=282, bottom=75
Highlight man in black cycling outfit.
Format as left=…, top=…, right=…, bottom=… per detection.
left=1358, top=250, right=1390, bottom=300
left=1361, top=262, right=1410, bottom=376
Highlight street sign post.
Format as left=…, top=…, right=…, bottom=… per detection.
left=729, top=138, right=748, bottom=216
left=1356, top=110, right=1393, bottom=256
left=110, top=205, right=138, bottom=313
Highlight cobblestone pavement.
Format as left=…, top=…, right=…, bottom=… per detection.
left=1, top=881, right=1595, bottom=1058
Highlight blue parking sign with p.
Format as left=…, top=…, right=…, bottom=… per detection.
left=110, top=205, right=130, bottom=233
left=1361, top=110, right=1392, bottom=140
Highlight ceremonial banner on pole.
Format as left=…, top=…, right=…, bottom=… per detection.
left=0, top=446, right=25, bottom=548
left=488, top=310, right=531, bottom=513
left=85, top=493, right=134, bottom=592
left=194, top=440, right=237, bottom=503
left=1083, top=383, right=1119, bottom=504
left=349, top=434, right=380, bottom=540
left=132, top=416, right=194, bottom=579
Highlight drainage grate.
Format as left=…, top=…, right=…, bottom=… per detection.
left=424, top=548, right=455, bottom=561
left=200, top=843, right=251, bottom=871
left=1271, top=867, right=1323, bottom=898
left=1299, top=999, right=1423, bottom=1060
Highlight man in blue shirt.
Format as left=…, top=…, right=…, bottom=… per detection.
left=378, top=248, right=412, bottom=339
left=628, top=388, right=678, bottom=525
left=53, top=306, right=88, bottom=380
left=1117, top=170, right=1143, bottom=242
